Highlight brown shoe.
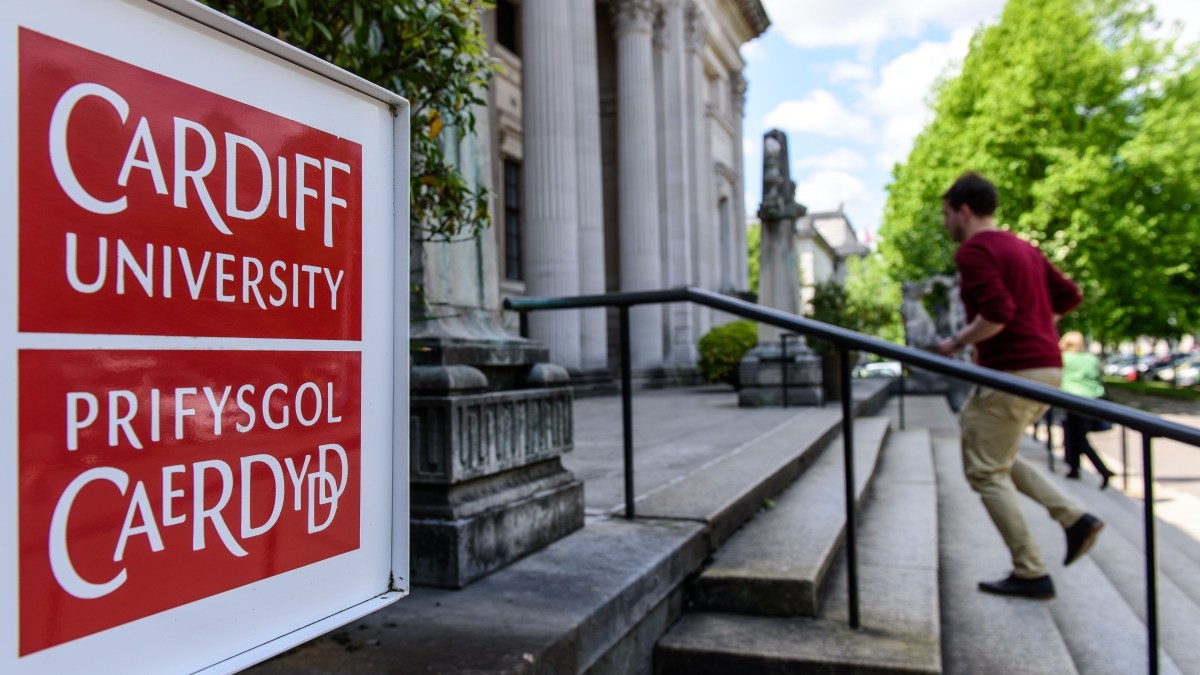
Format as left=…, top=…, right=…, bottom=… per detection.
left=978, top=574, right=1056, bottom=600
left=1064, top=513, right=1104, bottom=566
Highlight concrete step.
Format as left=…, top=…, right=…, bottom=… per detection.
left=928, top=400, right=1080, bottom=675
left=629, top=408, right=843, bottom=550
left=688, top=417, right=890, bottom=616
left=1055, top=461, right=1200, bottom=611
left=656, top=422, right=941, bottom=674
left=249, top=517, right=707, bottom=675
left=1016, top=439, right=1199, bottom=675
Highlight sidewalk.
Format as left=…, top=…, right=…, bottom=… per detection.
left=567, top=384, right=826, bottom=519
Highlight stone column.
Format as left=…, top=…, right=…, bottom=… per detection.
left=737, top=129, right=821, bottom=407
left=660, top=0, right=694, bottom=366
left=686, top=2, right=713, bottom=335
left=731, top=72, right=749, bottom=292
left=523, top=0, right=581, bottom=369
left=612, top=0, right=664, bottom=369
left=574, top=0, right=608, bottom=371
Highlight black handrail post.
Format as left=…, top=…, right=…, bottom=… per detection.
left=898, top=370, right=906, bottom=430
left=518, top=309, right=529, bottom=339
left=1121, top=426, right=1130, bottom=492
left=840, top=346, right=860, bottom=629
left=781, top=334, right=789, bottom=409
left=619, top=306, right=636, bottom=519
left=1143, top=434, right=1159, bottom=675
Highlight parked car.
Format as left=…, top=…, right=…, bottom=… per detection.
left=1103, top=354, right=1137, bottom=378
left=853, top=361, right=902, bottom=378
left=1148, top=353, right=1194, bottom=382
left=1156, top=355, right=1200, bottom=386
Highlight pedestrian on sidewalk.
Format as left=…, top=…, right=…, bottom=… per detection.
left=935, top=172, right=1104, bottom=600
left=1059, top=331, right=1115, bottom=489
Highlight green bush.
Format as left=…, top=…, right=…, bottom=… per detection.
left=697, top=321, right=758, bottom=388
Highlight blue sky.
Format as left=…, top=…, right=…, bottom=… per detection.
left=740, top=0, right=1200, bottom=242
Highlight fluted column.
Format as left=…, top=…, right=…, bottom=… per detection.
left=612, top=0, right=664, bottom=369
left=731, top=72, right=749, bottom=292
left=659, top=0, right=694, bottom=365
left=686, top=2, right=713, bottom=335
left=574, top=0, right=608, bottom=370
left=523, top=0, right=581, bottom=368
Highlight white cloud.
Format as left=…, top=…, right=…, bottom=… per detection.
left=1154, top=0, right=1200, bottom=44
left=740, top=38, right=767, bottom=64
left=828, top=61, right=873, bottom=84
left=794, top=148, right=867, bottom=172
left=860, top=27, right=974, bottom=168
left=763, top=91, right=872, bottom=140
left=761, top=0, right=1002, bottom=52
left=794, top=170, right=871, bottom=214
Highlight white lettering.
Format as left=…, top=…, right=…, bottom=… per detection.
left=225, top=133, right=271, bottom=220
left=50, top=83, right=129, bottom=215
left=192, top=460, right=248, bottom=557
left=173, top=117, right=232, bottom=235
left=240, top=454, right=284, bottom=539
left=50, top=467, right=129, bottom=599
left=66, top=392, right=99, bottom=451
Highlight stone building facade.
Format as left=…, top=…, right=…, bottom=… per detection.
left=796, top=206, right=870, bottom=312
left=484, top=0, right=769, bottom=377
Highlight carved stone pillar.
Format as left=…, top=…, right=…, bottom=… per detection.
left=731, top=72, right=749, bottom=292
left=612, top=0, right=664, bottom=369
left=659, top=0, right=695, bottom=368
left=523, top=0, right=581, bottom=369
left=686, top=2, right=713, bottom=337
left=574, top=0, right=609, bottom=371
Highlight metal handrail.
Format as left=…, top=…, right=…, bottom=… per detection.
left=504, top=286, right=1195, bottom=674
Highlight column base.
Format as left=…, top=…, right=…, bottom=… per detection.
left=412, top=462, right=584, bottom=588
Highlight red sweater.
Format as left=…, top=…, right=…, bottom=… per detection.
left=956, top=230, right=1081, bottom=371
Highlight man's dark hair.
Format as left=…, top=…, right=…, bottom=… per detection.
left=942, top=171, right=998, bottom=216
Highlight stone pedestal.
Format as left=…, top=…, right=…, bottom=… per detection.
left=410, top=331, right=584, bottom=588
left=737, top=341, right=823, bottom=407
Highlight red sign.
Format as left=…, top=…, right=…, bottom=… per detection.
left=14, top=27, right=370, bottom=659
left=18, top=28, right=363, bottom=340
left=18, top=349, right=362, bottom=656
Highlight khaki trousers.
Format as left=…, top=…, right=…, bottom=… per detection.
left=959, top=367, right=1084, bottom=578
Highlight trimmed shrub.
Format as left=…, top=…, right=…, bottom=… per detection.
left=697, top=321, right=758, bottom=388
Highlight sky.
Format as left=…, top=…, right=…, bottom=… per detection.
left=740, top=0, right=1200, bottom=242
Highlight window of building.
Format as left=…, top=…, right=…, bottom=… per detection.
left=497, top=0, right=519, bottom=54
left=504, top=159, right=522, bottom=281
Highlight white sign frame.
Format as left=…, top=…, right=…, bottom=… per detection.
left=0, top=0, right=409, bottom=672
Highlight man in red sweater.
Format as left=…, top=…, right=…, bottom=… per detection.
left=935, top=172, right=1103, bottom=599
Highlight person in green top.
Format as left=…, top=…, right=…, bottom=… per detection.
left=1059, top=331, right=1114, bottom=489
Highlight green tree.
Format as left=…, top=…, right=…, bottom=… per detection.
left=879, top=0, right=1194, bottom=341
left=746, top=219, right=760, bottom=298
left=842, top=254, right=904, bottom=345
left=202, top=0, right=494, bottom=243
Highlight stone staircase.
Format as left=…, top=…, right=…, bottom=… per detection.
left=658, top=394, right=1200, bottom=675
left=248, top=387, right=1200, bottom=675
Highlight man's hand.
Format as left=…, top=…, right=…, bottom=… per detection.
left=937, top=336, right=960, bottom=357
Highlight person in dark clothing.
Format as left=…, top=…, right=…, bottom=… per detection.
left=1059, top=331, right=1114, bottom=489
left=935, top=172, right=1104, bottom=600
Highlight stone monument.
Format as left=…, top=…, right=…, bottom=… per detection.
left=738, top=129, right=823, bottom=407
left=408, top=126, right=582, bottom=588
left=901, top=275, right=972, bottom=410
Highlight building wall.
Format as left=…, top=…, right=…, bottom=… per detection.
left=485, top=0, right=766, bottom=371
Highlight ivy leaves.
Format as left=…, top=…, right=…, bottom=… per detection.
left=203, top=0, right=495, bottom=242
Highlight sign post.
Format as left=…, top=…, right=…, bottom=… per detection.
left=1, top=1, right=409, bottom=672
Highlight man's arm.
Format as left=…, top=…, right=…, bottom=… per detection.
left=937, top=315, right=1005, bottom=356
left=1046, top=258, right=1082, bottom=316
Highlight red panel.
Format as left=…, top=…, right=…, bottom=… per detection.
left=18, top=350, right=363, bottom=655
left=18, top=29, right=363, bottom=340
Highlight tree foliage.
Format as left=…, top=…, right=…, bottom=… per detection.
left=879, top=0, right=1197, bottom=342
left=202, top=0, right=494, bottom=242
